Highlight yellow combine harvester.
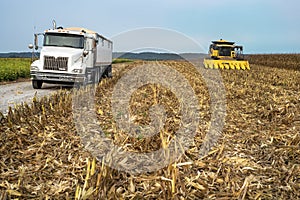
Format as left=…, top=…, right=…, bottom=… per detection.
left=204, top=39, right=250, bottom=70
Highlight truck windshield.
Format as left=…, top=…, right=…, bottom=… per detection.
left=44, top=33, right=84, bottom=49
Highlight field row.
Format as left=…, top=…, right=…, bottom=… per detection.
left=247, top=54, right=300, bottom=70
left=0, top=58, right=134, bottom=83
left=0, top=58, right=32, bottom=82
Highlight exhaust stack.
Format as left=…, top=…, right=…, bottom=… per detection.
left=52, top=20, right=56, bottom=29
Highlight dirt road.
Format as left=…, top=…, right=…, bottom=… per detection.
left=0, top=81, right=72, bottom=114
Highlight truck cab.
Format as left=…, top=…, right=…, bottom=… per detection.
left=29, top=24, right=112, bottom=89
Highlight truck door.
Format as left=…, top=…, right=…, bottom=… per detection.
left=85, top=38, right=95, bottom=68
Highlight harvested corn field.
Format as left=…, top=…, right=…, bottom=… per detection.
left=247, top=54, right=300, bottom=71
left=0, top=59, right=299, bottom=199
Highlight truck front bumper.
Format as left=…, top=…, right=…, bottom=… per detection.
left=30, top=72, right=85, bottom=83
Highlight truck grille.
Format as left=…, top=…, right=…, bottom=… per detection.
left=44, top=56, right=68, bottom=71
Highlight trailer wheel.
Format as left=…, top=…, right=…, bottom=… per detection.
left=32, top=80, right=43, bottom=89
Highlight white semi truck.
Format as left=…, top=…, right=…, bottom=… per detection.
left=29, top=22, right=113, bottom=89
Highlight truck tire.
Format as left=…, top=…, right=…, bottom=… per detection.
left=104, top=65, right=112, bottom=78
left=32, top=80, right=43, bottom=89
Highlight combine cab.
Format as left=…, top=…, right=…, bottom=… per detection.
left=204, top=39, right=250, bottom=70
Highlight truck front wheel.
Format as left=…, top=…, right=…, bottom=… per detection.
left=32, top=80, right=43, bottom=89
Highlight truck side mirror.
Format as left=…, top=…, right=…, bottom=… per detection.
left=83, top=50, right=89, bottom=57
left=34, top=34, right=38, bottom=50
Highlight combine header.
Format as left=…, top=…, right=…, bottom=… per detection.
left=204, top=39, right=250, bottom=70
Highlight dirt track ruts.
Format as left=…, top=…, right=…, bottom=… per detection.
left=0, top=81, right=72, bottom=114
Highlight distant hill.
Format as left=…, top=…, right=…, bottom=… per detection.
left=113, top=52, right=181, bottom=60
left=0, top=52, right=206, bottom=60
left=0, top=52, right=36, bottom=58
left=113, top=52, right=206, bottom=60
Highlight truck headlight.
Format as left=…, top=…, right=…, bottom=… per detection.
left=72, top=69, right=83, bottom=73
left=30, top=66, right=39, bottom=71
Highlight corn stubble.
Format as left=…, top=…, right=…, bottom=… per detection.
left=0, top=59, right=299, bottom=199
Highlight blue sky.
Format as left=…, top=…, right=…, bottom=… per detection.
left=1, top=0, right=300, bottom=53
